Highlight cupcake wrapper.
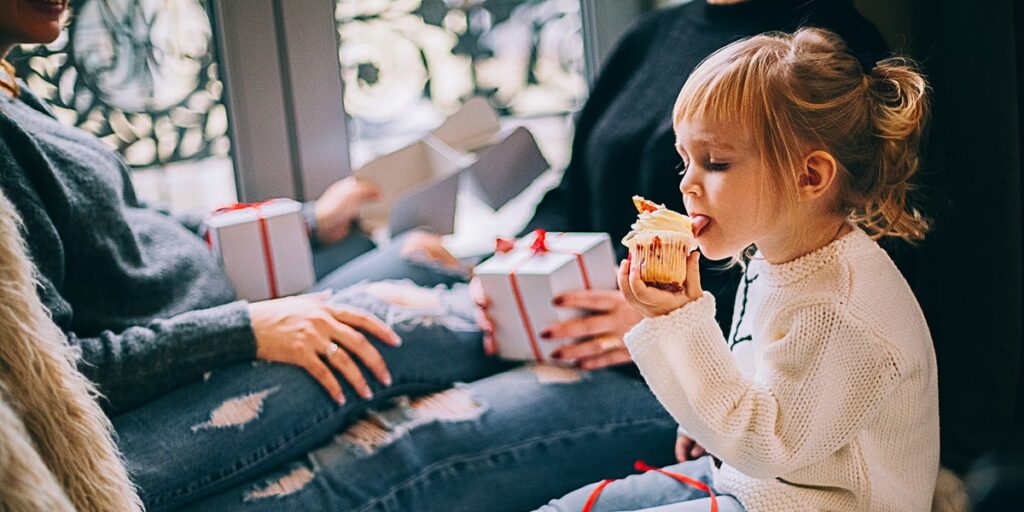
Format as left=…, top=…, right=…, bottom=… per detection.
left=629, top=235, right=690, bottom=289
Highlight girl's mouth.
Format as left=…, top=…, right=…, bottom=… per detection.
left=691, top=215, right=711, bottom=237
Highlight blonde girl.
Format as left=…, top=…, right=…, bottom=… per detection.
left=539, top=27, right=938, bottom=512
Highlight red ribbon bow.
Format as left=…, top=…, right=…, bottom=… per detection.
left=495, top=228, right=550, bottom=255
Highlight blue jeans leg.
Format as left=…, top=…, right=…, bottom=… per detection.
left=312, top=231, right=471, bottom=291
left=187, top=364, right=679, bottom=511
left=114, top=282, right=511, bottom=511
left=537, top=458, right=744, bottom=512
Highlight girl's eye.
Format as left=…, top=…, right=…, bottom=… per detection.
left=675, top=160, right=688, bottom=176
left=706, top=160, right=730, bottom=172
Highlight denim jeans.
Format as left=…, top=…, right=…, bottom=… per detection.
left=536, top=458, right=745, bottom=512
left=312, top=231, right=473, bottom=291
left=119, top=238, right=678, bottom=511
left=188, top=362, right=677, bottom=511
left=113, top=281, right=510, bottom=510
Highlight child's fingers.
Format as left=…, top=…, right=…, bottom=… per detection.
left=685, top=251, right=703, bottom=301
left=617, top=260, right=637, bottom=304
left=628, top=260, right=660, bottom=307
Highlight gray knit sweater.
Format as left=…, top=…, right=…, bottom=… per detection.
left=0, top=83, right=255, bottom=413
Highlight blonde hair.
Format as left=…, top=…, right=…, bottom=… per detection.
left=673, top=27, right=930, bottom=252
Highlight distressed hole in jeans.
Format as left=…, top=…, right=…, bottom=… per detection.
left=337, top=387, right=485, bottom=456
left=531, top=363, right=583, bottom=384
left=243, top=464, right=314, bottom=502
left=362, top=281, right=441, bottom=309
left=190, top=386, right=280, bottom=432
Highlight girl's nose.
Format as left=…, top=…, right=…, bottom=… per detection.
left=679, top=170, right=701, bottom=197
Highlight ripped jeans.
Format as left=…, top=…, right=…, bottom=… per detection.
left=116, top=253, right=677, bottom=511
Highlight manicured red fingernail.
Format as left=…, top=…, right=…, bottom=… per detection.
left=552, top=296, right=564, bottom=306
left=539, top=329, right=552, bottom=339
left=551, top=350, right=563, bottom=360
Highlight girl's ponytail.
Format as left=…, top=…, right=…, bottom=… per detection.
left=857, top=57, right=930, bottom=241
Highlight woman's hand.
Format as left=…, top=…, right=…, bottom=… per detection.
left=541, top=289, right=643, bottom=370
left=617, top=251, right=703, bottom=318
left=675, top=434, right=707, bottom=463
left=249, top=292, right=401, bottom=404
left=400, top=231, right=462, bottom=270
left=314, top=177, right=381, bottom=245
left=469, top=278, right=499, bottom=355
left=470, top=281, right=642, bottom=370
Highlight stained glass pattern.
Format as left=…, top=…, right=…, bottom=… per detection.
left=8, top=0, right=228, bottom=168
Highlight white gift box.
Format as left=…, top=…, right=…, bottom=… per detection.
left=354, top=98, right=548, bottom=238
left=204, top=198, right=315, bottom=301
left=475, top=231, right=618, bottom=362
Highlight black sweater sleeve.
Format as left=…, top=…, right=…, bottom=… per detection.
left=522, top=11, right=662, bottom=235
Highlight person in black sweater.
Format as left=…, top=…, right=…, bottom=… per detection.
left=325, top=0, right=890, bottom=371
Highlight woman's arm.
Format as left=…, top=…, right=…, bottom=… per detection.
left=36, top=272, right=256, bottom=413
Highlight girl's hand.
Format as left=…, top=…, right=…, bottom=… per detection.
left=541, top=289, right=643, bottom=370
left=675, top=435, right=708, bottom=462
left=314, top=177, right=381, bottom=244
left=249, top=292, right=401, bottom=404
left=617, top=251, right=703, bottom=317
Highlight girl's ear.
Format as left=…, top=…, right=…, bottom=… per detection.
left=797, top=150, right=839, bottom=201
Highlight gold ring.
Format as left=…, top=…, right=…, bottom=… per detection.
left=599, top=338, right=622, bottom=353
left=325, top=343, right=340, bottom=359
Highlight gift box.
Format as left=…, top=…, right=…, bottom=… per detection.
left=354, top=98, right=548, bottom=238
left=475, top=231, right=618, bottom=362
left=204, top=198, right=315, bottom=301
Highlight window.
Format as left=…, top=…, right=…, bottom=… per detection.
left=336, top=0, right=587, bottom=167
left=8, top=0, right=236, bottom=211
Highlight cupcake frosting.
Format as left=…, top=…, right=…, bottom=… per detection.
left=622, top=208, right=696, bottom=247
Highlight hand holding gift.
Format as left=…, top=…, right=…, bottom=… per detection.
left=314, top=177, right=381, bottom=244
left=474, top=230, right=618, bottom=363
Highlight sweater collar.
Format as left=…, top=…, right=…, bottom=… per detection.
left=753, top=225, right=872, bottom=287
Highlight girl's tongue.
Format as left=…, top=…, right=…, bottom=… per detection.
left=691, top=215, right=711, bottom=237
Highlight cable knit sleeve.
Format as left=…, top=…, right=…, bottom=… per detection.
left=625, top=292, right=903, bottom=479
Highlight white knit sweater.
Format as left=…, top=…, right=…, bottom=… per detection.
left=625, top=227, right=939, bottom=512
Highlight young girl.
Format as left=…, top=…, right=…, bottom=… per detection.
left=539, top=27, right=939, bottom=512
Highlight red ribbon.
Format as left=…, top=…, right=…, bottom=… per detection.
left=210, top=199, right=283, bottom=299
left=496, top=230, right=592, bottom=362
left=581, top=460, right=719, bottom=512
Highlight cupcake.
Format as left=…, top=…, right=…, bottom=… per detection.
left=621, top=196, right=696, bottom=292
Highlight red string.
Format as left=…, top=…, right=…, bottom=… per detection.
left=634, top=460, right=719, bottom=512
left=508, top=269, right=543, bottom=361
left=581, top=479, right=618, bottom=512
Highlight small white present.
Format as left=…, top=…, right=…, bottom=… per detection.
left=475, top=230, right=618, bottom=362
left=204, top=198, right=315, bottom=301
